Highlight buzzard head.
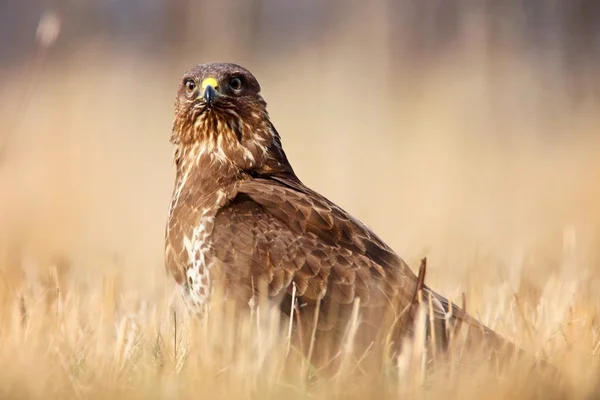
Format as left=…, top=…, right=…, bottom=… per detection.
left=171, top=63, right=293, bottom=177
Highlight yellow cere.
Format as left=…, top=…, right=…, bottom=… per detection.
left=201, top=77, right=219, bottom=89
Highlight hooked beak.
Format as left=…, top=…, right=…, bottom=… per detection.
left=200, top=77, right=219, bottom=108
left=203, top=84, right=217, bottom=107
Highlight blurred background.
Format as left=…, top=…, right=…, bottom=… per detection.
left=0, top=0, right=599, bottom=306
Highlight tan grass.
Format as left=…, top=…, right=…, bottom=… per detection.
left=0, top=263, right=593, bottom=399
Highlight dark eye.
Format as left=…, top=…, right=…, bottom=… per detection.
left=229, top=77, right=242, bottom=91
left=184, top=79, right=196, bottom=93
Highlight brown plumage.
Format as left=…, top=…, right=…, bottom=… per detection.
left=164, top=63, right=532, bottom=369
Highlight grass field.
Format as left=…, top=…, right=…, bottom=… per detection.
left=0, top=265, right=595, bottom=400
left=1, top=35, right=600, bottom=398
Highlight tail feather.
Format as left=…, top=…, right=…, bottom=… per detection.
left=421, top=285, right=560, bottom=377
left=398, top=258, right=554, bottom=372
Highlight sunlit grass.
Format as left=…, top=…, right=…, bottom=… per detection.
left=0, top=253, right=596, bottom=399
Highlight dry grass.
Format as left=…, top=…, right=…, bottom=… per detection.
left=0, top=257, right=596, bottom=399
left=1, top=17, right=600, bottom=398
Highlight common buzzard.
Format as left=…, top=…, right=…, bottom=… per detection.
left=164, top=62, right=520, bottom=366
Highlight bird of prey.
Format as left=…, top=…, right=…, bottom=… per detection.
left=164, top=62, right=520, bottom=367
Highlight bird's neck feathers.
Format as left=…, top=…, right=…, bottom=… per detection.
left=172, top=114, right=298, bottom=197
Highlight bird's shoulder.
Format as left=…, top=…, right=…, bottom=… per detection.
left=239, top=175, right=403, bottom=264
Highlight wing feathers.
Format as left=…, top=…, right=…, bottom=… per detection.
left=207, top=176, right=420, bottom=339
left=200, top=174, right=519, bottom=364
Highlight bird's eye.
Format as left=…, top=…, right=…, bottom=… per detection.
left=184, top=79, right=196, bottom=93
left=229, top=77, right=242, bottom=92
